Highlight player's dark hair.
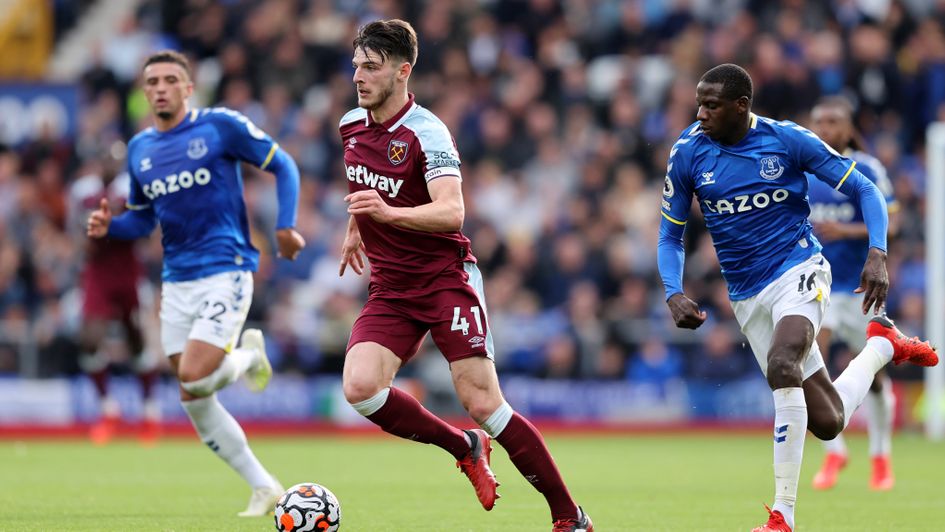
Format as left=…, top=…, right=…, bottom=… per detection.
left=353, top=19, right=418, bottom=66
left=700, top=63, right=753, bottom=102
left=813, top=95, right=863, bottom=150
left=142, top=50, right=192, bottom=80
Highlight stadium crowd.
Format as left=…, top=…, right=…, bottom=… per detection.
left=0, top=0, right=940, bottom=387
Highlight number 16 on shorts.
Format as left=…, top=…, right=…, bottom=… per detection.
left=451, top=306, right=484, bottom=336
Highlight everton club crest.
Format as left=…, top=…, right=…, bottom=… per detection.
left=388, top=139, right=408, bottom=165
left=759, top=155, right=784, bottom=180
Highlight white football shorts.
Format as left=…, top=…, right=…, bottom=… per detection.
left=730, top=254, right=832, bottom=381
left=821, top=291, right=869, bottom=353
left=159, top=270, right=253, bottom=357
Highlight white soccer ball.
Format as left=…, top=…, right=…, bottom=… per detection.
left=273, top=482, right=341, bottom=532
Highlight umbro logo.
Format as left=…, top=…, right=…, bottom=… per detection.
left=346, top=137, right=357, bottom=150
left=140, top=158, right=152, bottom=172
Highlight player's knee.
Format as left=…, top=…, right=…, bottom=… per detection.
left=765, top=355, right=803, bottom=389
left=809, top=410, right=844, bottom=440
left=179, top=376, right=215, bottom=397
left=343, top=375, right=384, bottom=405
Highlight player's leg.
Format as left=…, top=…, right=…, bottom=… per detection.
left=436, top=264, right=590, bottom=529
left=866, top=368, right=895, bottom=489
left=451, top=356, right=588, bottom=528
left=834, top=302, right=896, bottom=490
left=342, top=337, right=472, bottom=462
left=118, top=283, right=162, bottom=445
left=765, top=315, right=818, bottom=531
left=162, top=271, right=282, bottom=516
left=811, top=319, right=847, bottom=490
left=737, top=255, right=831, bottom=532
left=79, top=277, right=121, bottom=444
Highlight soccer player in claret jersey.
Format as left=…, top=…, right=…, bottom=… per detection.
left=657, top=64, right=937, bottom=532
left=68, top=147, right=160, bottom=446
left=337, top=20, right=591, bottom=531
left=806, top=96, right=901, bottom=491
left=86, top=50, right=306, bottom=517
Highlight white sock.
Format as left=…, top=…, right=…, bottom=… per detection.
left=180, top=348, right=256, bottom=396
left=142, top=398, right=161, bottom=421
left=182, top=395, right=274, bottom=489
left=772, top=387, right=806, bottom=530
left=866, top=381, right=895, bottom=457
left=832, top=338, right=893, bottom=428
left=480, top=401, right=514, bottom=437
left=821, top=432, right=847, bottom=456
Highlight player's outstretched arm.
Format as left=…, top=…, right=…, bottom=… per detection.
left=338, top=215, right=365, bottom=276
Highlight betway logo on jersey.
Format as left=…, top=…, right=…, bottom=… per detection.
left=142, top=167, right=212, bottom=199
left=345, top=164, right=404, bottom=198
left=702, top=189, right=789, bottom=214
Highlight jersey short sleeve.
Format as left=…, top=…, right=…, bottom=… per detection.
left=206, top=108, right=279, bottom=170
left=660, top=132, right=696, bottom=226
left=410, top=114, right=462, bottom=182
left=781, top=121, right=856, bottom=189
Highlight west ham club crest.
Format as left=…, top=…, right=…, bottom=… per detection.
left=388, top=139, right=408, bottom=165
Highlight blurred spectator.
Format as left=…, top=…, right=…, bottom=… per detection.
left=0, top=0, right=937, bottom=387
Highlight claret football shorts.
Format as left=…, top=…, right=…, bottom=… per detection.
left=731, top=254, right=832, bottom=380
left=348, top=262, right=496, bottom=363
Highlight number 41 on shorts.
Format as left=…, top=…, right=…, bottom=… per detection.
left=451, top=306, right=483, bottom=336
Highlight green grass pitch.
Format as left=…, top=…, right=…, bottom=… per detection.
left=0, top=432, right=940, bottom=531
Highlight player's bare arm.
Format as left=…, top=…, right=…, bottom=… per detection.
left=87, top=198, right=111, bottom=238
left=275, top=228, right=305, bottom=261
left=667, top=292, right=708, bottom=330
left=338, top=215, right=366, bottom=276
left=345, top=176, right=463, bottom=232
left=855, top=247, right=889, bottom=315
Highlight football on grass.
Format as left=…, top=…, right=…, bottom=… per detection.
left=274, top=482, right=341, bottom=531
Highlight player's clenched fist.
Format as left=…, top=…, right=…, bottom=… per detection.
left=275, top=228, right=306, bottom=261
left=667, top=293, right=708, bottom=330
left=87, top=198, right=112, bottom=239
left=345, top=189, right=396, bottom=224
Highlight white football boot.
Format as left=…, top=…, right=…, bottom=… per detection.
left=240, top=329, right=273, bottom=392
left=237, top=479, right=284, bottom=517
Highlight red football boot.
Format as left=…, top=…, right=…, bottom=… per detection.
left=812, top=452, right=847, bottom=490
left=138, top=417, right=161, bottom=447
left=867, top=316, right=938, bottom=366
left=870, top=455, right=895, bottom=491
left=553, top=506, right=593, bottom=532
left=89, top=414, right=119, bottom=446
left=752, top=505, right=792, bottom=532
left=456, top=429, right=499, bottom=510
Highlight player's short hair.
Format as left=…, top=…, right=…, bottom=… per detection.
left=813, top=95, right=855, bottom=121
left=353, top=19, right=418, bottom=66
left=142, top=50, right=192, bottom=80
left=700, top=63, right=753, bottom=102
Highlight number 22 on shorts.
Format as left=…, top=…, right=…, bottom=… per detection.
left=451, top=306, right=483, bottom=336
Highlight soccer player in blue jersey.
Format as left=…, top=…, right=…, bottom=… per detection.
left=806, top=96, right=901, bottom=491
left=86, top=50, right=305, bottom=517
left=657, top=64, right=937, bottom=532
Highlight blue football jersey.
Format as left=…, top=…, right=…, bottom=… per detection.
left=661, top=114, right=859, bottom=300
left=807, top=150, right=896, bottom=293
left=125, top=108, right=280, bottom=281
